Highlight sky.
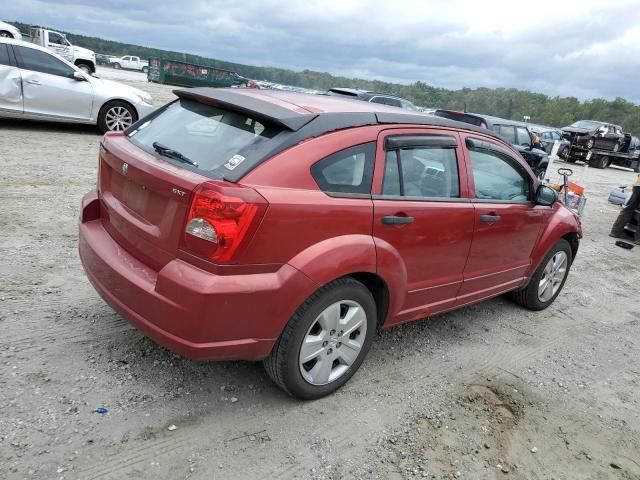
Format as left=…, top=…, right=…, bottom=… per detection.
left=4, top=0, right=640, bottom=103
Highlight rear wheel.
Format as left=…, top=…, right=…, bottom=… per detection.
left=113, top=62, right=121, bottom=69
left=511, top=239, right=572, bottom=311
left=263, top=278, right=376, bottom=400
left=76, top=63, right=92, bottom=74
left=590, top=155, right=609, bottom=169
left=98, top=100, right=137, bottom=133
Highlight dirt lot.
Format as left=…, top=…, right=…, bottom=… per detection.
left=1, top=68, right=639, bottom=480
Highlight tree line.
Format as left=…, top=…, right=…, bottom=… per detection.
left=9, top=21, right=640, bottom=135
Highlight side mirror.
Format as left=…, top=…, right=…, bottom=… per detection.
left=71, top=71, right=87, bottom=81
left=535, top=185, right=557, bottom=206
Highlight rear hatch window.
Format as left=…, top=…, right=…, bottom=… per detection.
left=128, top=99, right=283, bottom=178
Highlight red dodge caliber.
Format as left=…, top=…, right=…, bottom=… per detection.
left=79, top=88, right=582, bottom=399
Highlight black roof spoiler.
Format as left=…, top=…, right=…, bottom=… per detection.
left=174, top=88, right=319, bottom=131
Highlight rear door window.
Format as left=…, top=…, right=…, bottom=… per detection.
left=516, top=127, right=531, bottom=146
left=382, top=143, right=460, bottom=199
left=310, top=143, right=375, bottom=195
left=495, top=125, right=517, bottom=144
left=0, top=44, right=11, bottom=66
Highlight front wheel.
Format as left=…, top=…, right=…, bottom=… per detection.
left=263, top=278, right=376, bottom=400
left=97, top=101, right=137, bottom=133
left=0, top=30, right=13, bottom=38
left=511, top=239, right=572, bottom=311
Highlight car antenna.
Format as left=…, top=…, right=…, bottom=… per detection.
left=464, top=102, right=467, bottom=113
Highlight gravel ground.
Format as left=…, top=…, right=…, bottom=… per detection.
left=1, top=68, right=639, bottom=480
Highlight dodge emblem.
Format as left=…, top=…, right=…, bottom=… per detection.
left=122, top=163, right=128, bottom=175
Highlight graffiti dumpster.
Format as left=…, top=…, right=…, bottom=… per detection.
left=147, top=58, right=248, bottom=88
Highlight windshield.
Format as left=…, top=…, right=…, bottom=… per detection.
left=570, top=120, right=601, bottom=129
left=128, top=99, right=282, bottom=177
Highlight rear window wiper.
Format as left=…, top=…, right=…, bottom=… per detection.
left=152, top=142, right=199, bottom=167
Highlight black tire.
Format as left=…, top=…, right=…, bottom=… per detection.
left=97, top=100, right=137, bottom=134
left=511, top=239, right=572, bottom=311
left=142, top=66, right=148, bottom=74
left=0, top=30, right=13, bottom=38
left=590, top=155, right=609, bottom=169
left=113, top=62, right=121, bottom=69
left=76, top=63, right=92, bottom=74
left=263, top=277, right=377, bottom=400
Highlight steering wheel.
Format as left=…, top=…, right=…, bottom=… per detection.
left=558, top=167, right=573, bottom=177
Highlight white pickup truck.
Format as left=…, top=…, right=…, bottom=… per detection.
left=28, top=27, right=96, bottom=74
left=110, top=56, right=149, bottom=73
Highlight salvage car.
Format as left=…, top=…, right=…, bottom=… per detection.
left=0, top=38, right=155, bottom=132
left=327, top=87, right=419, bottom=111
left=433, top=110, right=549, bottom=177
left=562, top=120, right=625, bottom=151
left=79, top=89, right=582, bottom=399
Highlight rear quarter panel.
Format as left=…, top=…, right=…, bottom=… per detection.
left=240, top=126, right=383, bottom=286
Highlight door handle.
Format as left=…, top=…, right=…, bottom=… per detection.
left=479, top=214, right=501, bottom=223
left=382, top=215, right=415, bottom=225
left=24, top=79, right=41, bottom=85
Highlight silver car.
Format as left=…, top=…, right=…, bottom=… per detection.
left=0, top=37, right=154, bottom=132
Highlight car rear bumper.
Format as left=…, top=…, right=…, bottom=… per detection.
left=78, top=190, right=317, bottom=361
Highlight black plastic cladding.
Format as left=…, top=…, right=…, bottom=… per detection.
left=164, top=88, right=510, bottom=182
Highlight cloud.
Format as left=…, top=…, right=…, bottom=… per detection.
left=4, top=0, right=640, bottom=102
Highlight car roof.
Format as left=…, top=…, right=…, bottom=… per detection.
left=329, top=87, right=403, bottom=99
left=177, top=87, right=502, bottom=132
left=173, top=88, right=514, bottom=181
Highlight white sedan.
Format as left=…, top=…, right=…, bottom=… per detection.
left=0, top=37, right=155, bottom=132
left=0, top=21, right=21, bottom=40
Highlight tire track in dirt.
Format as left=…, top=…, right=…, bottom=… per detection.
left=77, top=433, right=192, bottom=480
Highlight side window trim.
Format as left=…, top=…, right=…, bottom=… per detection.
left=379, top=136, right=461, bottom=202
left=310, top=142, right=376, bottom=198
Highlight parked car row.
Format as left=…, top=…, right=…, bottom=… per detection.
left=430, top=110, right=550, bottom=177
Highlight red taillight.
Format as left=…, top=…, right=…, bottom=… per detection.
left=183, top=182, right=267, bottom=263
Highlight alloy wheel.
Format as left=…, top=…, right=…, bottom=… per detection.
left=538, top=251, right=568, bottom=303
left=105, top=106, right=133, bottom=131
left=299, top=300, right=367, bottom=386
